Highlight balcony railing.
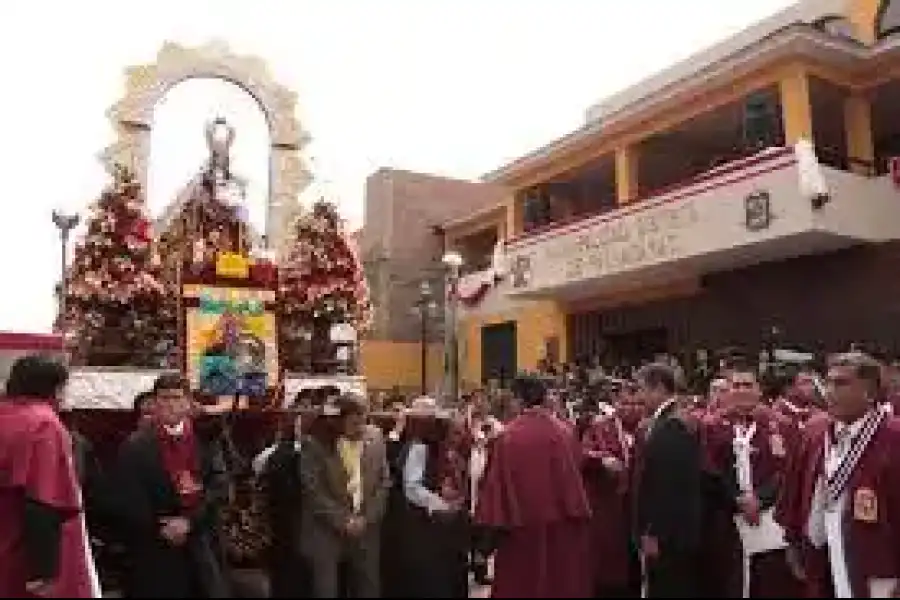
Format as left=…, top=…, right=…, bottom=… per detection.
left=512, top=145, right=794, bottom=245
left=815, top=145, right=888, bottom=177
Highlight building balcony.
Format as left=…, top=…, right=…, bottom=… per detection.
left=501, top=145, right=900, bottom=301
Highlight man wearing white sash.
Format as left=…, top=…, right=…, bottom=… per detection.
left=780, top=352, right=900, bottom=598
left=710, top=363, right=802, bottom=598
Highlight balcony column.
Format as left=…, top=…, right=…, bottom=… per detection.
left=844, top=93, right=875, bottom=174
left=615, top=145, right=640, bottom=205
left=779, top=65, right=814, bottom=145
left=847, top=0, right=879, bottom=45
left=504, top=194, right=523, bottom=238
left=495, top=215, right=508, bottom=242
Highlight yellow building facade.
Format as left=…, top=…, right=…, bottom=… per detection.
left=444, top=0, right=900, bottom=387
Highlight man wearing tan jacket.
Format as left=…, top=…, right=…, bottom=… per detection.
left=299, top=396, right=390, bottom=598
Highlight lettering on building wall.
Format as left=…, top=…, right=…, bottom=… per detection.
left=543, top=200, right=699, bottom=281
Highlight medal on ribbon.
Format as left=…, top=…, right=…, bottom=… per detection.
left=853, top=487, right=878, bottom=523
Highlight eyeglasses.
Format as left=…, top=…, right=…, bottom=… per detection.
left=825, top=376, right=855, bottom=387
left=730, top=381, right=756, bottom=390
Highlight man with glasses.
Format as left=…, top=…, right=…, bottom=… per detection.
left=112, top=374, right=230, bottom=598
left=777, top=352, right=900, bottom=598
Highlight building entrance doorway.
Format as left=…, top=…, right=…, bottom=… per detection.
left=602, top=327, right=669, bottom=368
left=481, top=321, right=517, bottom=386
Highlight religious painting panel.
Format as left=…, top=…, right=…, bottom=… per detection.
left=183, top=284, right=278, bottom=398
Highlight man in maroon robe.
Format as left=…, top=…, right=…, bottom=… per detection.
left=773, top=370, right=824, bottom=429
left=476, top=375, right=592, bottom=598
left=704, top=364, right=802, bottom=597
left=879, top=361, right=900, bottom=416
left=777, top=352, right=900, bottom=597
left=581, top=395, right=640, bottom=597
left=0, top=355, right=99, bottom=598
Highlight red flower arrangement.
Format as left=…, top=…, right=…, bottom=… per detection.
left=279, top=198, right=371, bottom=330
left=65, top=166, right=176, bottom=367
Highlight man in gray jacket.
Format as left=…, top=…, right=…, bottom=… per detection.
left=299, top=396, right=390, bottom=598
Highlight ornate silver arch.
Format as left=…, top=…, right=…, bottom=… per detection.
left=99, top=41, right=312, bottom=252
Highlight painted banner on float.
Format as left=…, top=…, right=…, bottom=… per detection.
left=183, top=285, right=278, bottom=397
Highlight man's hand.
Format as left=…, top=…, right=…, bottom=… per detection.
left=601, top=455, right=625, bottom=473
left=159, top=516, right=191, bottom=546
left=785, top=545, right=806, bottom=582
left=24, top=579, right=53, bottom=596
left=344, top=516, right=366, bottom=537
left=640, top=534, right=660, bottom=560
left=738, top=492, right=761, bottom=526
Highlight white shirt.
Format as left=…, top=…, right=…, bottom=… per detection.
left=732, top=422, right=758, bottom=495
left=251, top=441, right=302, bottom=476
left=647, top=398, right=677, bottom=435
left=403, top=442, right=449, bottom=514
left=470, top=444, right=487, bottom=514
left=163, top=420, right=185, bottom=437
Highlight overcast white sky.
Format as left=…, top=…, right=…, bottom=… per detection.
left=0, top=0, right=797, bottom=333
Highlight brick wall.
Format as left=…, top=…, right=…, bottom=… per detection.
left=361, top=168, right=503, bottom=342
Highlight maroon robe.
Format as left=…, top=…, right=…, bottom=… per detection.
left=436, top=418, right=471, bottom=506
left=156, top=420, right=203, bottom=514
left=775, top=413, right=831, bottom=541
left=581, top=415, right=633, bottom=593
left=0, top=398, right=95, bottom=598
left=778, top=413, right=900, bottom=597
left=627, top=418, right=651, bottom=531
left=705, top=406, right=802, bottom=597
left=476, top=408, right=592, bottom=598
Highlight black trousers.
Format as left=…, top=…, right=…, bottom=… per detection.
left=404, top=509, right=469, bottom=598
left=646, top=551, right=699, bottom=599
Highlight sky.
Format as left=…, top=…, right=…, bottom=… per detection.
left=0, top=0, right=798, bottom=333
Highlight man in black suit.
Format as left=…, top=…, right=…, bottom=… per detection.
left=634, top=363, right=704, bottom=598
left=254, top=410, right=310, bottom=598
left=113, top=374, right=231, bottom=598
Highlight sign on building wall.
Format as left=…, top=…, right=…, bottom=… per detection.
left=512, top=199, right=700, bottom=291
left=183, top=285, right=278, bottom=397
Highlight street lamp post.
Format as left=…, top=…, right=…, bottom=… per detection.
left=412, top=280, right=438, bottom=396
left=52, top=210, right=80, bottom=329
left=442, top=251, right=464, bottom=405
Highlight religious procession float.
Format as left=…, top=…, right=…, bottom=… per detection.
left=53, top=42, right=377, bottom=567
left=62, top=132, right=370, bottom=412
left=60, top=138, right=371, bottom=564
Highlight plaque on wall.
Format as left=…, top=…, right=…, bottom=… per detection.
left=511, top=254, right=533, bottom=288
left=745, top=190, right=772, bottom=231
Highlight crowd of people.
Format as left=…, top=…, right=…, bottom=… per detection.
left=1, top=348, right=900, bottom=598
